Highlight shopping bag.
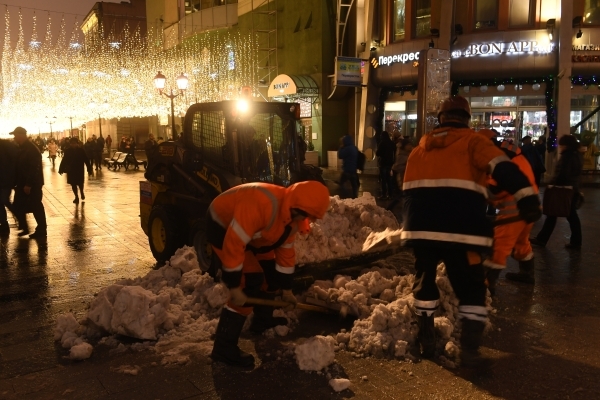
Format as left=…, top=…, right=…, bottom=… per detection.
left=542, top=185, right=573, bottom=217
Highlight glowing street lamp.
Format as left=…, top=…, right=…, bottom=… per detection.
left=154, top=71, right=188, bottom=141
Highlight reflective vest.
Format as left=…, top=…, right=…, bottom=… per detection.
left=401, top=126, right=510, bottom=251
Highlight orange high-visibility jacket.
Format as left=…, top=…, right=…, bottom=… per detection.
left=401, top=126, right=513, bottom=251
left=488, top=141, right=539, bottom=219
left=208, top=181, right=329, bottom=275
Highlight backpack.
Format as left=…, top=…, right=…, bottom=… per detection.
left=357, top=150, right=366, bottom=172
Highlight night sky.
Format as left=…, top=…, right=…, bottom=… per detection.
left=1, top=0, right=119, bottom=48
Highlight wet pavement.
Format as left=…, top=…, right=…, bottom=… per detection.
left=1, top=154, right=599, bottom=399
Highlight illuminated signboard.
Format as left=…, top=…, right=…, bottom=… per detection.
left=373, top=52, right=420, bottom=68
left=451, top=41, right=554, bottom=58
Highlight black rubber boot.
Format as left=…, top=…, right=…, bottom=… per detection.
left=211, top=308, right=255, bottom=367
left=460, top=319, right=494, bottom=369
left=417, top=314, right=436, bottom=359
left=485, top=268, right=501, bottom=296
left=505, top=258, right=535, bottom=284
left=250, top=304, right=288, bottom=334
left=0, top=221, right=9, bottom=236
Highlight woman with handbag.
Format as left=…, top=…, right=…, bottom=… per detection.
left=530, top=135, right=583, bottom=249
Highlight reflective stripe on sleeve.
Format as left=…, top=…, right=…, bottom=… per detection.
left=230, top=218, right=251, bottom=244
left=496, top=208, right=518, bottom=216
left=275, top=263, right=295, bottom=274
left=401, top=230, right=493, bottom=247
left=255, top=186, right=279, bottom=231
left=280, top=242, right=294, bottom=249
left=458, top=305, right=488, bottom=322
left=483, top=259, right=505, bottom=269
left=488, top=155, right=511, bottom=174
left=209, top=205, right=226, bottom=228
left=513, top=187, right=538, bottom=201
left=252, top=232, right=262, bottom=239
left=224, top=263, right=243, bottom=272
left=402, top=179, right=488, bottom=198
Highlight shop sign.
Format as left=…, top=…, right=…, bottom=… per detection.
left=572, top=54, right=600, bottom=62
left=451, top=41, right=554, bottom=58
left=335, top=56, right=363, bottom=86
left=372, top=51, right=420, bottom=68
left=572, top=44, right=600, bottom=51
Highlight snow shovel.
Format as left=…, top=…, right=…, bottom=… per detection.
left=361, top=215, right=525, bottom=253
left=244, top=297, right=339, bottom=315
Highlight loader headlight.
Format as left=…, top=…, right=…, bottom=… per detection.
left=236, top=99, right=249, bottom=113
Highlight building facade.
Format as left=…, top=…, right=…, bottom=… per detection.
left=358, top=0, right=600, bottom=172
left=82, top=0, right=147, bottom=44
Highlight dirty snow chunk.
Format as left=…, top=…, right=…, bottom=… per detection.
left=54, top=313, right=80, bottom=341
left=112, top=365, right=142, bottom=375
left=168, top=246, right=200, bottom=273
left=362, top=228, right=403, bottom=252
left=69, top=342, right=93, bottom=360
left=329, top=378, right=352, bottom=392
left=435, top=317, right=454, bottom=340
left=109, top=286, right=167, bottom=340
left=274, top=325, right=290, bottom=336
left=295, top=335, right=336, bottom=371
left=394, top=340, right=408, bottom=357
left=445, top=341, right=459, bottom=358
left=204, top=283, right=229, bottom=308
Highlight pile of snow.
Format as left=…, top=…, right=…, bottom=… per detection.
left=295, top=193, right=399, bottom=264
left=305, top=264, right=492, bottom=362
left=329, top=378, right=352, bottom=392
left=294, top=335, right=336, bottom=371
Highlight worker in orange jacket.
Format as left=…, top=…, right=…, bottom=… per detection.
left=401, top=96, right=541, bottom=369
left=207, top=181, right=330, bottom=367
left=484, top=140, right=539, bottom=295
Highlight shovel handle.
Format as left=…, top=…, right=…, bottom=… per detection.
left=244, top=297, right=336, bottom=314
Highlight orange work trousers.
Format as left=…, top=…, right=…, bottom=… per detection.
left=488, top=219, right=534, bottom=269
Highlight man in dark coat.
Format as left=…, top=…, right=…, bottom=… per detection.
left=59, top=137, right=93, bottom=204
left=94, top=134, right=105, bottom=170
left=375, top=131, right=396, bottom=199
left=0, top=138, right=19, bottom=235
left=144, top=134, right=158, bottom=161
left=338, top=134, right=359, bottom=199
left=10, top=127, right=47, bottom=239
left=521, top=135, right=546, bottom=186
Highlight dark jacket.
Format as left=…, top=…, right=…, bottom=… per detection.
left=0, top=139, right=18, bottom=189
left=552, top=148, right=583, bottom=191
left=84, top=140, right=95, bottom=159
left=95, top=136, right=105, bottom=154
left=59, top=146, right=92, bottom=186
left=338, top=135, right=358, bottom=173
left=144, top=139, right=158, bottom=160
left=521, top=142, right=546, bottom=175
left=15, top=139, right=44, bottom=188
left=376, top=135, right=395, bottom=168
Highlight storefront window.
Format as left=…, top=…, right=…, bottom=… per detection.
left=509, top=0, right=532, bottom=27
left=474, top=0, right=498, bottom=30
left=384, top=100, right=417, bottom=138
left=584, top=0, right=600, bottom=25
left=414, top=0, right=432, bottom=38
left=393, top=0, right=406, bottom=41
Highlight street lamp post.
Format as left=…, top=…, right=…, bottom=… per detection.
left=88, top=101, right=109, bottom=140
left=154, top=71, right=188, bottom=141
left=69, top=116, right=74, bottom=137
left=46, top=116, right=57, bottom=139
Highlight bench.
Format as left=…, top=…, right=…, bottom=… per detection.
left=104, top=151, right=122, bottom=167
left=107, top=153, right=128, bottom=170
left=126, top=154, right=148, bottom=170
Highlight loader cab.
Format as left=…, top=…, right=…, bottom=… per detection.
left=182, top=100, right=303, bottom=187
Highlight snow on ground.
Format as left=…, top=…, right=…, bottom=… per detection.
left=295, top=194, right=399, bottom=264
left=53, top=193, right=490, bottom=376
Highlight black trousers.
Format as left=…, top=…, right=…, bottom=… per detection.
left=340, top=172, right=358, bottom=199
left=13, top=186, right=47, bottom=232
left=412, top=246, right=487, bottom=308
left=379, top=166, right=393, bottom=197
left=536, top=192, right=582, bottom=246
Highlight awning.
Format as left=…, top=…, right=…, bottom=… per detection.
left=267, top=74, right=319, bottom=103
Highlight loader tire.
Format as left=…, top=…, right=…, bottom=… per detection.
left=191, top=219, right=213, bottom=273
left=148, top=205, right=185, bottom=264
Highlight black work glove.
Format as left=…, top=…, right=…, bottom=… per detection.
left=517, top=195, right=542, bottom=223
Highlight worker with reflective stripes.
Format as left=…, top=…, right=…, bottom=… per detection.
left=484, top=140, right=539, bottom=294
left=401, top=95, right=541, bottom=369
left=207, top=181, right=330, bottom=367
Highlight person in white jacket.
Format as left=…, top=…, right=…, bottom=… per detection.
left=47, top=139, right=59, bottom=168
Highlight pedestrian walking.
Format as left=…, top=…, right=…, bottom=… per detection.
left=521, top=135, right=546, bottom=187
left=386, top=138, right=413, bottom=212
left=95, top=134, right=105, bottom=170
left=9, top=127, right=48, bottom=239
left=84, top=137, right=95, bottom=169
left=530, top=134, right=583, bottom=250
left=105, top=134, right=113, bottom=156
left=119, top=136, right=127, bottom=153
left=59, top=137, right=93, bottom=204
left=0, top=138, right=18, bottom=235
left=47, top=139, right=59, bottom=167
left=375, top=131, right=395, bottom=200
left=144, top=134, right=158, bottom=161
left=207, top=181, right=330, bottom=367
left=401, top=96, right=541, bottom=368
left=338, top=134, right=359, bottom=199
